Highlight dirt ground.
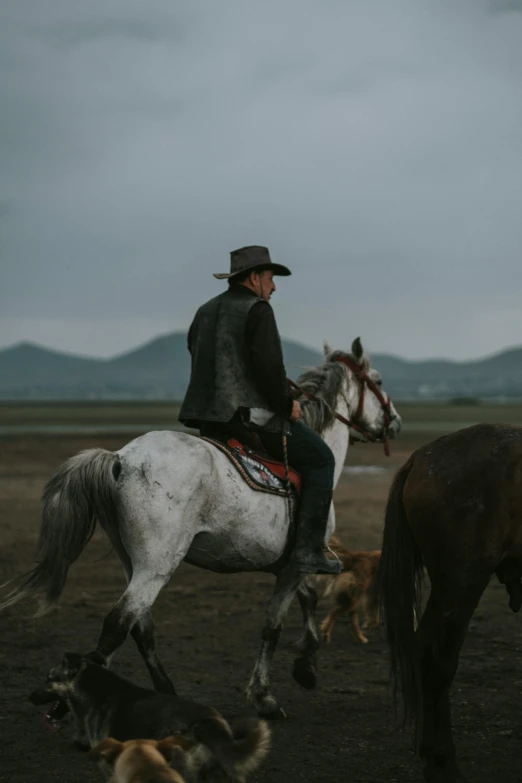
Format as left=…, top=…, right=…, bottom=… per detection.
left=1, top=434, right=521, bottom=783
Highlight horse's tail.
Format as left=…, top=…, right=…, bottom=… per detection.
left=0, top=448, right=120, bottom=615
left=193, top=716, right=271, bottom=778
left=378, top=454, right=424, bottom=745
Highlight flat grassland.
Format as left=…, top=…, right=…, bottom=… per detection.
left=2, top=399, right=522, bottom=438
left=1, top=403, right=521, bottom=782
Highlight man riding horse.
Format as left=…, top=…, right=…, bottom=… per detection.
left=179, top=245, right=342, bottom=576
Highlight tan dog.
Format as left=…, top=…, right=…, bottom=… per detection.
left=91, top=736, right=191, bottom=782
left=320, top=536, right=381, bottom=644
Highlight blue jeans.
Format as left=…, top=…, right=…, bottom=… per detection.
left=200, top=417, right=335, bottom=490
left=254, top=420, right=335, bottom=490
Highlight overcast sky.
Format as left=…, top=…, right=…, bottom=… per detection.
left=1, top=0, right=522, bottom=361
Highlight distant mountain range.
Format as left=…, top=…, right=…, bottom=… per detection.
left=1, top=334, right=522, bottom=400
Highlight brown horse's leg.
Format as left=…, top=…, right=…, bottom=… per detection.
left=419, top=578, right=489, bottom=783
left=495, top=558, right=522, bottom=612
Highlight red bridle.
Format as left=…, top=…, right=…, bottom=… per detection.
left=288, top=355, right=393, bottom=457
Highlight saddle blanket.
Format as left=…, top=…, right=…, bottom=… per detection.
left=200, top=436, right=302, bottom=497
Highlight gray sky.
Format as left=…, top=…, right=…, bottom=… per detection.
left=2, top=0, right=522, bottom=361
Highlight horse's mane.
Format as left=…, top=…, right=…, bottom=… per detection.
left=295, top=349, right=369, bottom=434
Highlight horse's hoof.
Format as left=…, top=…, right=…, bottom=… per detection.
left=246, top=686, right=287, bottom=720
left=72, top=739, right=90, bottom=752
left=153, top=678, right=176, bottom=695
left=85, top=650, right=107, bottom=667
left=259, top=704, right=287, bottom=721
left=292, top=656, right=317, bottom=690
left=423, top=765, right=468, bottom=783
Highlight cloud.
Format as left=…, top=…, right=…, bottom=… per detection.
left=2, top=0, right=522, bottom=359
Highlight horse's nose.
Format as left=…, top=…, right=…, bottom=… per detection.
left=389, top=415, right=402, bottom=436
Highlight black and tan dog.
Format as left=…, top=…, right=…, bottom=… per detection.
left=29, top=653, right=270, bottom=782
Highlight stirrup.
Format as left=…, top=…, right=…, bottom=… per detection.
left=294, top=548, right=343, bottom=576
left=325, top=545, right=343, bottom=568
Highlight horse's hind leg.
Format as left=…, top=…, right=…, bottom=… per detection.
left=495, top=558, right=522, bottom=612
left=96, top=530, right=175, bottom=693
left=292, top=578, right=320, bottom=689
left=131, top=611, right=175, bottom=694
left=419, top=577, right=489, bottom=783
left=246, top=569, right=302, bottom=719
left=90, top=573, right=171, bottom=671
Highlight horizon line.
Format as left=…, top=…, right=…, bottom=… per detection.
left=1, top=332, right=522, bottom=366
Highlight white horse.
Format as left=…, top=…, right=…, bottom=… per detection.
left=2, top=338, right=401, bottom=718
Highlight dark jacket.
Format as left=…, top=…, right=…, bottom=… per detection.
left=179, top=285, right=293, bottom=431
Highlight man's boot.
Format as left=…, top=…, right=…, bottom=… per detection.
left=292, top=485, right=342, bottom=575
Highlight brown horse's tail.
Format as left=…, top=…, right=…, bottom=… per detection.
left=378, top=455, right=424, bottom=745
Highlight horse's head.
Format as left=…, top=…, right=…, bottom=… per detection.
left=324, top=337, right=401, bottom=446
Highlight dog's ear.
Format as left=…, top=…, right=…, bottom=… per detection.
left=157, top=736, right=194, bottom=763
left=62, top=652, right=85, bottom=677
left=90, top=738, right=123, bottom=764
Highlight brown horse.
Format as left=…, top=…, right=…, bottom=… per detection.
left=379, top=423, right=522, bottom=783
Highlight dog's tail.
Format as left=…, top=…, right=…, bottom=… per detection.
left=192, top=716, right=270, bottom=778
left=0, top=449, right=120, bottom=615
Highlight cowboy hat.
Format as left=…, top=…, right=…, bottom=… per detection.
left=213, top=245, right=292, bottom=279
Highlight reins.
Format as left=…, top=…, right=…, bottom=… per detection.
left=287, top=356, right=393, bottom=457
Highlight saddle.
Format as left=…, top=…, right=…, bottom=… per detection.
left=200, top=436, right=302, bottom=497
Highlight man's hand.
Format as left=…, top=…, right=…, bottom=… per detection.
left=290, top=400, right=303, bottom=422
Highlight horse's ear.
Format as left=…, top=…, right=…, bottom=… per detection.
left=351, top=337, right=364, bottom=362
left=323, top=340, right=333, bottom=358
